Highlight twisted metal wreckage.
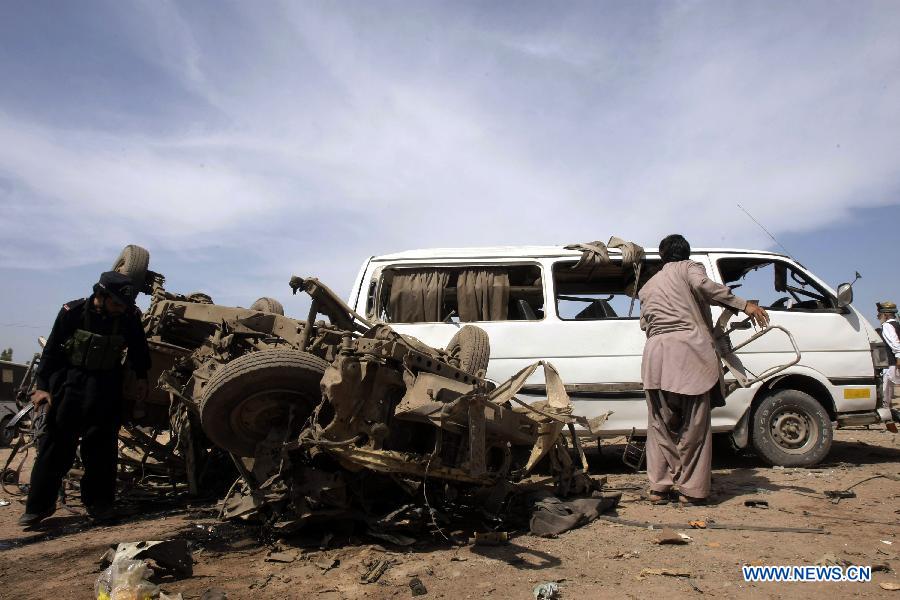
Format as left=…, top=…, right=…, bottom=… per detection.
left=4, top=245, right=621, bottom=539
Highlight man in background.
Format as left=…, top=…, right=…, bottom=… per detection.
left=876, top=301, right=900, bottom=432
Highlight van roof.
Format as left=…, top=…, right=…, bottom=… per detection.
left=370, top=246, right=787, bottom=261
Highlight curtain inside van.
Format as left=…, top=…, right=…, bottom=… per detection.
left=388, top=269, right=450, bottom=322
left=457, top=269, right=510, bottom=321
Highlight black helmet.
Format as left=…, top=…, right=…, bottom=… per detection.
left=93, top=271, right=137, bottom=306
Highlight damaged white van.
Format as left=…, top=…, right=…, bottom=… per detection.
left=349, top=246, right=889, bottom=467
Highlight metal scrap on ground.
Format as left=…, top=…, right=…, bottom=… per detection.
left=6, top=244, right=620, bottom=543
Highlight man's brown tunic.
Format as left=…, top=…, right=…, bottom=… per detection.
left=638, top=260, right=748, bottom=498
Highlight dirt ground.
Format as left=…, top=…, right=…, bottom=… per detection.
left=1, top=427, right=898, bottom=600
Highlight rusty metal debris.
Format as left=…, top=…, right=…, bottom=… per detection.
left=11, top=245, right=620, bottom=541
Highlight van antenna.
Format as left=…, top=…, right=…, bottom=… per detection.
left=736, top=203, right=796, bottom=261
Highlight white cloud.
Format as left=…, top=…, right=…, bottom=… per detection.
left=1, top=0, right=899, bottom=284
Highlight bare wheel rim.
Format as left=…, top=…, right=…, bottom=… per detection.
left=769, top=409, right=817, bottom=455
left=229, top=388, right=314, bottom=442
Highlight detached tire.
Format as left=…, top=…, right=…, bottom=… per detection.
left=751, top=389, right=832, bottom=467
left=250, top=297, right=284, bottom=315
left=200, top=349, right=330, bottom=456
left=111, top=245, right=150, bottom=289
left=446, top=325, right=490, bottom=378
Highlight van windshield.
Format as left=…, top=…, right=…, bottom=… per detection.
left=376, top=265, right=544, bottom=323
left=716, top=258, right=836, bottom=311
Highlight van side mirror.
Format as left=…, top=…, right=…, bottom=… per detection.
left=836, top=283, right=853, bottom=308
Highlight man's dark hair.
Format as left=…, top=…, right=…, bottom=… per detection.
left=659, top=234, right=691, bottom=263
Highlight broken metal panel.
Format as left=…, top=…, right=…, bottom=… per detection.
left=107, top=264, right=619, bottom=535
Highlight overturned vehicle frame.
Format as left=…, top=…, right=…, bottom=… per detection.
left=116, top=246, right=609, bottom=532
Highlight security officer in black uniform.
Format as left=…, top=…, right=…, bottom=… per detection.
left=18, top=271, right=151, bottom=527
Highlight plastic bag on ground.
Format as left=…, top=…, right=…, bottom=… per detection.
left=95, top=558, right=159, bottom=600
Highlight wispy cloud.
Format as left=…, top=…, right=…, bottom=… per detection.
left=1, top=0, right=899, bottom=293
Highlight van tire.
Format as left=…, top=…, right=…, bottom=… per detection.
left=200, top=349, right=330, bottom=456
left=250, top=297, right=284, bottom=315
left=751, top=389, right=832, bottom=467
left=111, top=245, right=150, bottom=289
left=446, top=325, right=490, bottom=378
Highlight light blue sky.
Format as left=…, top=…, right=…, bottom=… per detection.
left=1, top=1, right=898, bottom=360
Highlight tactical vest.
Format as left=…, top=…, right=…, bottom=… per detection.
left=63, top=305, right=126, bottom=371
left=879, top=320, right=900, bottom=363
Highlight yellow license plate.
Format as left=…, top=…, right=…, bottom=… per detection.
left=843, top=388, right=871, bottom=399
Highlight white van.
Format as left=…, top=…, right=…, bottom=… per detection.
left=348, top=246, right=889, bottom=466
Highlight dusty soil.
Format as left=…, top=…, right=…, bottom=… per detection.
left=1, top=428, right=898, bottom=599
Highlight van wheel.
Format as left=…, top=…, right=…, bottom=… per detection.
left=111, top=245, right=150, bottom=289
left=446, top=325, right=490, bottom=378
left=751, top=389, right=832, bottom=467
left=200, top=349, right=330, bottom=456
left=250, top=297, right=284, bottom=315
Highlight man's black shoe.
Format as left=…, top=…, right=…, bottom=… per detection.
left=87, top=505, right=118, bottom=524
left=17, top=510, right=54, bottom=528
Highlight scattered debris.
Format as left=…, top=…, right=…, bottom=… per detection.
left=597, top=514, right=826, bottom=534
left=880, top=582, right=900, bottom=591
left=656, top=528, right=691, bottom=545
left=315, top=557, right=340, bottom=572
left=528, top=492, right=621, bottom=537
left=744, top=499, right=769, bottom=509
left=265, top=550, right=299, bottom=563
left=409, top=577, right=428, bottom=596
left=99, top=540, right=193, bottom=579
left=95, top=558, right=158, bottom=600
left=824, top=489, right=856, bottom=503
left=638, top=568, right=692, bottom=578
left=159, top=593, right=184, bottom=600
left=199, top=589, right=227, bottom=600
left=249, top=574, right=276, bottom=589
left=473, top=531, right=509, bottom=546
left=883, top=541, right=894, bottom=546
left=815, top=553, right=846, bottom=567
left=706, top=542, right=721, bottom=548
left=367, top=530, right=417, bottom=547
left=0, top=499, right=9, bottom=507
left=688, top=520, right=707, bottom=529
left=532, top=581, right=560, bottom=599
left=360, top=559, right=392, bottom=584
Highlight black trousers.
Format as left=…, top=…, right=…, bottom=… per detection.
left=26, top=369, right=122, bottom=514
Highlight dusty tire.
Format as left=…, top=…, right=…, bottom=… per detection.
left=111, top=245, right=150, bottom=289
left=0, top=416, right=12, bottom=447
left=250, top=297, right=284, bottom=315
left=751, top=389, right=832, bottom=467
left=200, top=349, right=330, bottom=456
left=446, top=325, right=490, bottom=378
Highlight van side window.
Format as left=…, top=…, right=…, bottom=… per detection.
left=553, top=260, right=659, bottom=320
left=377, top=265, right=544, bottom=323
left=717, top=258, right=837, bottom=311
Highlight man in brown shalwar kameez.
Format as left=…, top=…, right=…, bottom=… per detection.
left=639, top=234, right=769, bottom=505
